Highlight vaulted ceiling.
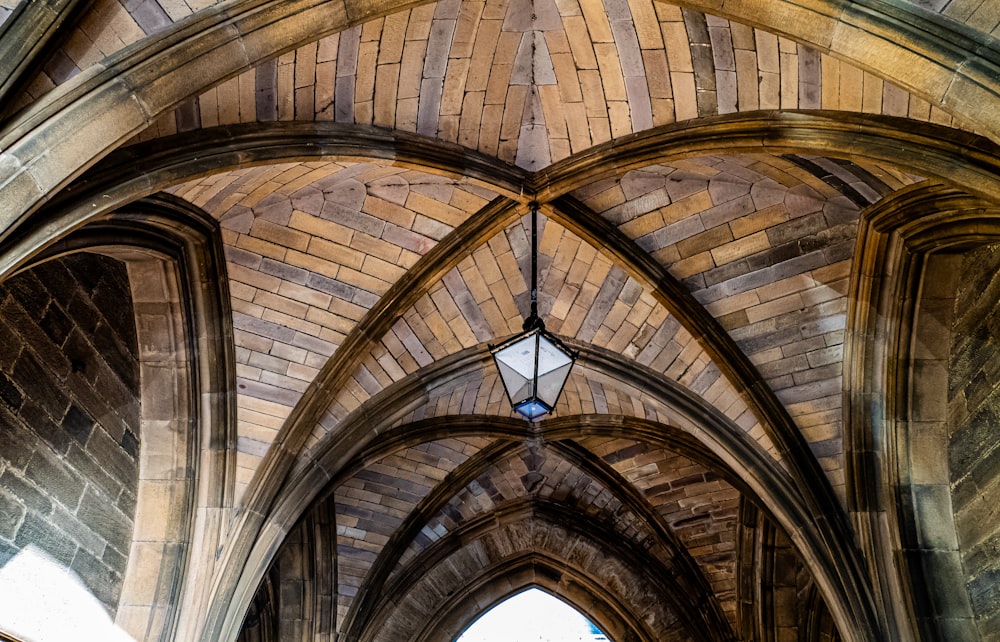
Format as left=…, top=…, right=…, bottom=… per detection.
left=1, top=0, right=1000, bottom=641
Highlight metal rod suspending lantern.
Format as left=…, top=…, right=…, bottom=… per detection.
left=489, top=203, right=578, bottom=421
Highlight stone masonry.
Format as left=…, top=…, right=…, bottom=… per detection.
left=0, top=253, right=140, bottom=614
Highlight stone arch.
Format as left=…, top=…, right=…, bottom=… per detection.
left=333, top=436, right=732, bottom=642
left=0, top=0, right=998, bottom=231
left=662, top=0, right=1000, bottom=134
left=0, top=0, right=85, bottom=115
left=17, top=115, right=1000, bottom=642
left=844, top=183, right=1000, bottom=640
left=16, top=121, right=1000, bottom=609
left=13, top=114, right=1000, bottom=276
left=22, top=193, right=237, bottom=641
left=357, top=502, right=697, bottom=642
left=213, top=342, right=876, bottom=642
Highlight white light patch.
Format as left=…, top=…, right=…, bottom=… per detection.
left=456, top=588, right=609, bottom=642
left=0, top=546, right=136, bottom=642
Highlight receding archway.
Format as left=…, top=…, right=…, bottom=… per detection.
left=215, top=343, right=866, bottom=642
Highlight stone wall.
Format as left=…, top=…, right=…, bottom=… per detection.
left=949, top=244, right=1000, bottom=639
left=0, top=253, right=140, bottom=614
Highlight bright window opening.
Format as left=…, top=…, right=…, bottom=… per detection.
left=456, top=588, right=610, bottom=642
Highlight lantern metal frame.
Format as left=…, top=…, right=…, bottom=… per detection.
left=489, top=203, right=578, bottom=421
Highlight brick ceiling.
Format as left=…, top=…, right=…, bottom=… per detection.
left=145, top=1, right=939, bottom=628
left=161, top=140, right=915, bottom=638
left=4, top=0, right=996, bottom=639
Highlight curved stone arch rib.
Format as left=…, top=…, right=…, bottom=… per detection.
left=219, top=344, right=877, bottom=642
left=660, top=0, right=1000, bottom=136
left=0, top=0, right=998, bottom=234
left=21, top=193, right=238, bottom=642
left=546, top=437, right=733, bottom=636
left=0, top=0, right=440, bottom=237
left=12, top=114, right=1000, bottom=281
left=336, top=433, right=733, bottom=642
left=233, top=195, right=519, bottom=511
left=336, top=438, right=522, bottom=641
left=0, top=0, right=88, bottom=117
left=421, top=566, right=641, bottom=642
left=17, top=115, right=997, bottom=640
left=0, top=122, right=530, bottom=277
left=20, top=116, right=998, bottom=518
left=530, top=112, right=1000, bottom=203
left=844, top=182, right=1000, bottom=641
left=15, top=121, right=990, bottom=642
left=188, top=197, right=521, bottom=642
left=363, top=499, right=702, bottom=642
left=546, top=195, right=785, bottom=455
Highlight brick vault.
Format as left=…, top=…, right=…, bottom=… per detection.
left=0, top=0, right=999, bottom=640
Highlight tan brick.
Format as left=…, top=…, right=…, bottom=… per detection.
left=675, top=224, right=734, bottom=259
left=755, top=273, right=814, bottom=303
left=564, top=15, right=598, bottom=69
left=745, top=292, right=805, bottom=323
left=251, top=218, right=310, bottom=251
left=662, top=252, right=707, bottom=282
left=227, top=263, right=281, bottom=292
left=661, top=190, right=713, bottom=224
left=307, top=237, right=366, bottom=271
left=289, top=210, right=353, bottom=241
left=661, top=21, right=692, bottom=73
left=362, top=255, right=406, bottom=282
left=338, top=266, right=392, bottom=294
left=705, top=290, right=761, bottom=318
left=710, top=230, right=770, bottom=265
left=232, top=297, right=265, bottom=318
left=728, top=204, right=787, bottom=238
left=277, top=281, right=334, bottom=309
left=305, top=307, right=356, bottom=334
left=262, top=308, right=321, bottom=335
left=594, top=43, right=627, bottom=101
left=254, top=290, right=310, bottom=319
left=351, top=231, right=403, bottom=263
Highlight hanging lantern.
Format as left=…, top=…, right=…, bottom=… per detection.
left=489, top=203, right=577, bottom=421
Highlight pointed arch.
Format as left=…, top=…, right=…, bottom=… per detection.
left=845, top=183, right=1000, bottom=640
left=0, top=0, right=998, bottom=235
left=335, top=437, right=733, bottom=642
left=206, top=342, right=880, bottom=642
left=25, top=193, right=238, bottom=641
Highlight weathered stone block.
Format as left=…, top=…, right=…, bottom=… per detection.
left=14, top=513, right=77, bottom=566
left=25, top=450, right=85, bottom=512
left=0, top=488, right=25, bottom=540
left=0, top=253, right=139, bottom=615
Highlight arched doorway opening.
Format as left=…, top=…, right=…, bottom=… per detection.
left=456, top=588, right=610, bottom=642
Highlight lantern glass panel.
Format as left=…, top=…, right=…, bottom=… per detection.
left=535, top=360, right=573, bottom=409
left=494, top=333, right=540, bottom=381
left=535, top=333, right=573, bottom=376
left=495, top=354, right=533, bottom=405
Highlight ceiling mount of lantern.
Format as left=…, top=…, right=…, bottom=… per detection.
left=489, top=202, right=578, bottom=421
